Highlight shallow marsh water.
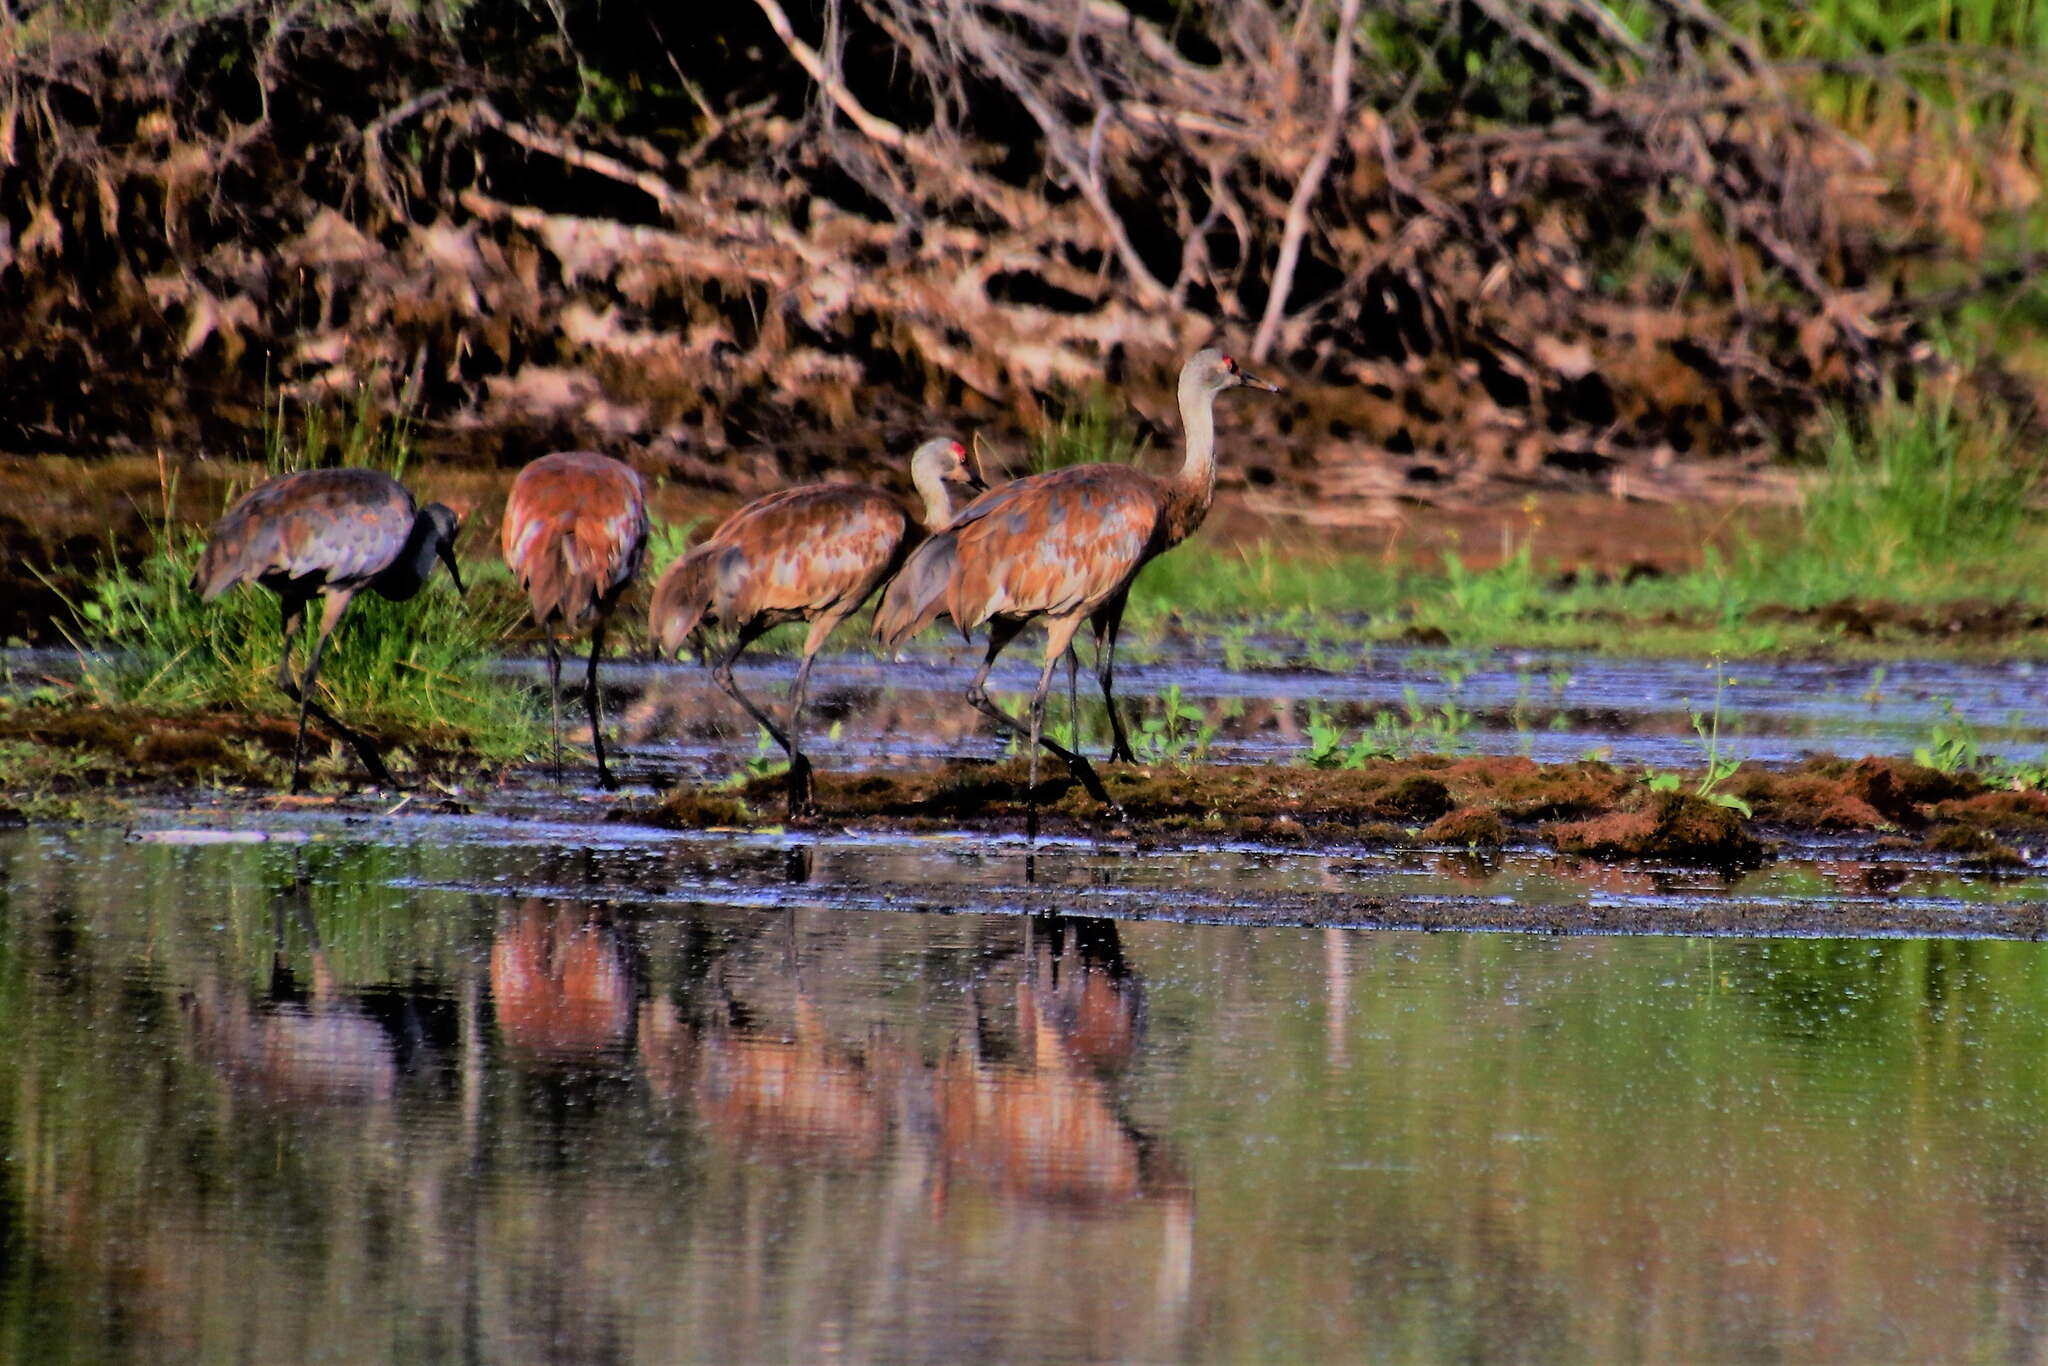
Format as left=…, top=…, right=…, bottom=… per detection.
left=8, top=823, right=2048, bottom=1361
left=591, top=644, right=2048, bottom=787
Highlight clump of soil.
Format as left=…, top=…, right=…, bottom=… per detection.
left=641, top=789, right=754, bottom=829
left=1928, top=790, right=2048, bottom=834
left=1423, top=807, right=1508, bottom=847
left=1545, top=792, right=1766, bottom=869
left=1923, top=825, right=2028, bottom=868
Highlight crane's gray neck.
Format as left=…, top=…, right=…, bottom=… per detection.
left=910, top=459, right=961, bottom=529
left=1167, top=368, right=1221, bottom=544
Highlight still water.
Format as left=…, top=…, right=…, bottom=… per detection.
left=5, top=824, right=2048, bottom=1361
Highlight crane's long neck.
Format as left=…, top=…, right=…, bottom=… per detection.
left=1164, top=371, right=1220, bottom=547
left=910, top=462, right=961, bottom=530
left=373, top=512, right=442, bottom=602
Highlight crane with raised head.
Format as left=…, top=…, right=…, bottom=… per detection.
left=194, top=467, right=464, bottom=793
left=650, top=436, right=984, bottom=817
left=501, top=451, right=649, bottom=791
left=873, top=349, right=1278, bottom=835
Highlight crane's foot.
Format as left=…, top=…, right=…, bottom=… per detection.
left=1107, top=743, right=1137, bottom=765
left=785, top=755, right=816, bottom=820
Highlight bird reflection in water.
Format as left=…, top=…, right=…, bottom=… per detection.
left=636, top=912, right=1176, bottom=1208
left=936, top=916, right=1160, bottom=1207
left=187, top=873, right=400, bottom=1105
left=489, top=899, right=636, bottom=1067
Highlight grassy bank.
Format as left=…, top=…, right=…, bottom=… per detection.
left=1127, top=392, right=2048, bottom=659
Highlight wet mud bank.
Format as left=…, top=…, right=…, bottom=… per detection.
left=0, top=702, right=489, bottom=822
left=643, top=753, right=2048, bottom=872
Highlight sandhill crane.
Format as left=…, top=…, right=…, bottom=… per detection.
left=874, top=349, right=1278, bottom=833
left=502, top=450, right=649, bottom=791
left=650, top=435, right=983, bottom=817
left=194, top=467, right=464, bottom=793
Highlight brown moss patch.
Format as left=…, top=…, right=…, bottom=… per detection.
left=1750, top=775, right=1889, bottom=831
left=1753, top=599, right=2048, bottom=644
left=1545, top=792, right=1766, bottom=868
left=640, top=756, right=1772, bottom=862
left=1440, top=755, right=1633, bottom=820
left=1423, top=807, right=1508, bottom=846
left=1928, top=790, right=2048, bottom=834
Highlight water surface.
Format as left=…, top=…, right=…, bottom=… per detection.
left=5, top=825, right=2048, bottom=1361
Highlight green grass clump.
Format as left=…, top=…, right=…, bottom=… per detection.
left=1029, top=389, right=1148, bottom=475
left=64, top=401, right=540, bottom=762
left=1800, top=393, right=2037, bottom=579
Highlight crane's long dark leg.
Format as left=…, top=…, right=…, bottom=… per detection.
left=585, top=615, right=616, bottom=792
left=964, top=618, right=1115, bottom=813
left=1022, top=620, right=1086, bottom=842
left=1092, top=591, right=1137, bottom=765
left=777, top=606, right=862, bottom=818
left=283, top=591, right=396, bottom=793
left=544, top=627, right=564, bottom=787
left=1065, top=647, right=1080, bottom=752
left=781, top=649, right=819, bottom=818
left=711, top=622, right=811, bottom=811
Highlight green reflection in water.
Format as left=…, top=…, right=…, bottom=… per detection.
left=2, top=828, right=2048, bottom=1362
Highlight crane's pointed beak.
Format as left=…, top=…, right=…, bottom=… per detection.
left=440, top=545, right=467, bottom=597
left=963, top=465, right=989, bottom=493
left=1238, top=368, right=1281, bottom=393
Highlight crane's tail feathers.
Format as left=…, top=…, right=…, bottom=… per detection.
left=649, top=545, right=718, bottom=656
left=518, top=554, right=606, bottom=629
left=873, top=533, right=959, bottom=652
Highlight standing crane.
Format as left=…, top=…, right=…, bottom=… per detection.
left=501, top=451, right=649, bottom=791
left=194, top=467, right=465, bottom=794
left=650, top=436, right=984, bottom=817
left=874, top=349, right=1278, bottom=834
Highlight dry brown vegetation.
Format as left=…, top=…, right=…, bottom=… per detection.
left=1, top=0, right=2042, bottom=522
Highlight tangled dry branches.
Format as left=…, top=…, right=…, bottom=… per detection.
left=0, top=0, right=2039, bottom=517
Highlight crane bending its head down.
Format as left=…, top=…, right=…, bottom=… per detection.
left=193, top=466, right=465, bottom=793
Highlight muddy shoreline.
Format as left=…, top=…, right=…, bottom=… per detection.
left=11, top=706, right=2043, bottom=938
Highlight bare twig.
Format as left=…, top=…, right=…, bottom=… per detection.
left=749, top=0, right=1024, bottom=222
left=1251, top=0, right=1361, bottom=361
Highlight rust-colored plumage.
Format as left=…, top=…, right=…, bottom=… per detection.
left=875, top=349, right=1279, bottom=834
left=502, top=451, right=649, bottom=790
left=194, top=466, right=464, bottom=792
left=651, top=436, right=981, bottom=816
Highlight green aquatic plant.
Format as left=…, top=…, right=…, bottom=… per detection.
left=1914, top=698, right=1982, bottom=775
left=1028, top=389, right=1147, bottom=474
left=1684, top=658, right=1751, bottom=817
left=1132, top=683, right=1214, bottom=768
left=1299, top=681, right=1473, bottom=770
left=1803, top=392, right=2037, bottom=580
